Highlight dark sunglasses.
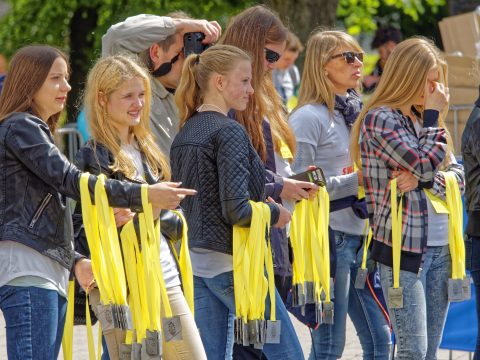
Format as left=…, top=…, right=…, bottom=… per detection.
left=264, top=48, right=281, bottom=64
left=330, top=51, right=364, bottom=64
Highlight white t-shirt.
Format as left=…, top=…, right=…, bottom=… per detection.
left=122, top=143, right=180, bottom=287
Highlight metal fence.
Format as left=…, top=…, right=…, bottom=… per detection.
left=54, top=123, right=85, bottom=162
left=449, top=104, right=474, bottom=153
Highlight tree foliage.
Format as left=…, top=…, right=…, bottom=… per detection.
left=337, top=0, right=447, bottom=35
left=0, top=0, right=254, bottom=117
left=0, top=0, right=451, bottom=117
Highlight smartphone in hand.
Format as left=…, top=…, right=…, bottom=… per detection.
left=289, top=167, right=326, bottom=187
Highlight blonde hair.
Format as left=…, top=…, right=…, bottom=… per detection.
left=220, top=5, right=296, bottom=161
left=175, top=44, right=251, bottom=127
left=296, top=30, right=362, bottom=113
left=350, top=37, right=452, bottom=166
left=84, top=55, right=170, bottom=179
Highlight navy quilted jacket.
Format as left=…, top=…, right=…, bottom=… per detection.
left=170, top=111, right=280, bottom=255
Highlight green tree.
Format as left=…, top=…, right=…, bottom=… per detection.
left=0, top=0, right=253, bottom=119
left=337, top=0, right=447, bottom=36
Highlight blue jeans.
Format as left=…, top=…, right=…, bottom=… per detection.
left=468, top=237, right=480, bottom=360
left=379, top=245, right=451, bottom=360
left=194, top=271, right=304, bottom=360
left=0, top=285, right=67, bottom=359
left=309, top=232, right=391, bottom=360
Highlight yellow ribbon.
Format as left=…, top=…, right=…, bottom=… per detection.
left=62, top=280, right=75, bottom=360
left=390, top=178, right=403, bottom=289
left=290, top=188, right=331, bottom=302
left=424, top=173, right=465, bottom=279
left=233, top=201, right=275, bottom=321
left=279, top=140, right=293, bottom=160
left=79, top=173, right=128, bottom=305
left=62, top=280, right=97, bottom=360
left=170, top=210, right=194, bottom=314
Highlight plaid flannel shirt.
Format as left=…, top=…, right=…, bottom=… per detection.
left=359, top=107, right=464, bottom=254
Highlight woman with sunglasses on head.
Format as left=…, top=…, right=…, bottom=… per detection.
left=73, top=54, right=206, bottom=360
left=0, top=45, right=195, bottom=360
left=351, top=38, right=464, bottom=359
left=290, top=30, right=392, bottom=359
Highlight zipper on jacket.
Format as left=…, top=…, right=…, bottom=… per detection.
left=29, top=193, right=53, bottom=228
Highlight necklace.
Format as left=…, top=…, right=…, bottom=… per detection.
left=197, top=103, right=227, bottom=116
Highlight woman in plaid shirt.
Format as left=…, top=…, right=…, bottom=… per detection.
left=351, top=38, right=464, bottom=359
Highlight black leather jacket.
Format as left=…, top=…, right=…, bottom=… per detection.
left=170, top=111, right=279, bottom=255
left=0, top=113, right=144, bottom=269
left=73, top=140, right=183, bottom=258
left=462, top=91, right=480, bottom=236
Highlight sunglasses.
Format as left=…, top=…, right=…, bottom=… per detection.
left=330, top=51, right=364, bottom=64
left=264, top=48, right=281, bottom=63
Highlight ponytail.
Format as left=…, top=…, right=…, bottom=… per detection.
left=176, top=54, right=201, bottom=128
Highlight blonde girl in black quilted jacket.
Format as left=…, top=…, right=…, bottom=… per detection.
left=171, top=44, right=302, bottom=360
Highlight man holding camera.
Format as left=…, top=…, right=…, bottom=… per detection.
left=102, top=14, right=221, bottom=156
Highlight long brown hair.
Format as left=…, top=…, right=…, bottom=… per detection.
left=84, top=55, right=170, bottom=180
left=220, top=5, right=295, bottom=161
left=350, top=37, right=452, bottom=166
left=175, top=45, right=251, bottom=128
left=0, top=45, right=69, bottom=132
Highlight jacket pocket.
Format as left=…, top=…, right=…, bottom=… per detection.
left=29, top=193, right=53, bottom=228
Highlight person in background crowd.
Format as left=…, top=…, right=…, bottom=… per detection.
left=0, top=54, right=7, bottom=94
left=351, top=37, right=464, bottom=360
left=362, top=26, right=402, bottom=94
left=102, top=12, right=221, bottom=156
left=0, top=45, right=193, bottom=359
left=221, top=6, right=315, bottom=359
left=461, top=85, right=480, bottom=359
left=171, top=44, right=295, bottom=360
left=272, top=31, right=303, bottom=108
left=74, top=55, right=206, bottom=360
left=290, top=29, right=392, bottom=360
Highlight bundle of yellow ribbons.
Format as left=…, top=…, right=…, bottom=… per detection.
left=233, top=201, right=278, bottom=349
left=388, top=171, right=469, bottom=310
left=290, top=187, right=333, bottom=324
left=63, top=174, right=194, bottom=360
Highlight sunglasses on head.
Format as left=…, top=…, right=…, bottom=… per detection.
left=264, top=48, right=281, bottom=63
left=330, top=51, right=364, bottom=64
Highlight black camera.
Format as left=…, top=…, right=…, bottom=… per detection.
left=183, top=32, right=209, bottom=57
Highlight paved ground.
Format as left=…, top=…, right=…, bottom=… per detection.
left=0, top=312, right=473, bottom=359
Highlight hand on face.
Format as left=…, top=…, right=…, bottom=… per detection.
left=424, top=80, right=449, bottom=113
